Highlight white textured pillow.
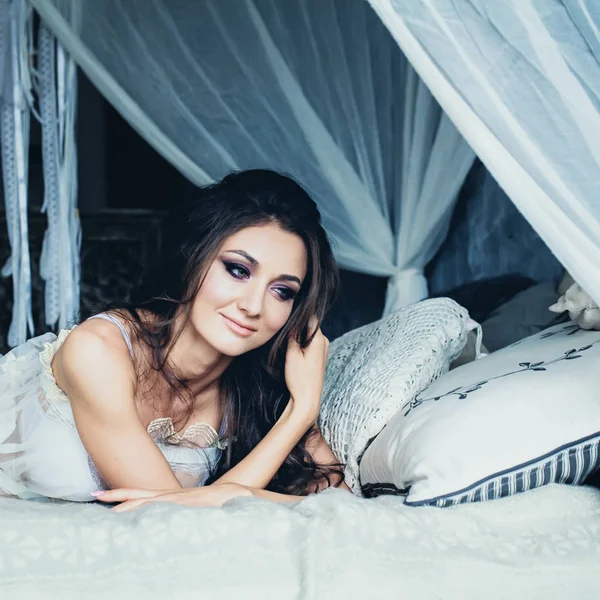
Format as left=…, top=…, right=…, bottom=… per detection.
left=360, top=322, right=600, bottom=506
left=319, top=298, right=475, bottom=494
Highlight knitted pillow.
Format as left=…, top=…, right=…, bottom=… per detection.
left=318, top=298, right=476, bottom=494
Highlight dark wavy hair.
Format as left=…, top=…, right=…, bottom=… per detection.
left=95, top=169, right=344, bottom=495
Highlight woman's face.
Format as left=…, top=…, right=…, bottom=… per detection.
left=190, top=223, right=308, bottom=357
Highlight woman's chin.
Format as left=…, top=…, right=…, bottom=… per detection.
left=219, top=345, right=249, bottom=358
left=212, top=334, right=256, bottom=357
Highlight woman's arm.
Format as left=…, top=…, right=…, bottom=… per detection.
left=94, top=426, right=352, bottom=512
left=214, top=321, right=332, bottom=490
left=56, top=324, right=182, bottom=491
left=94, top=426, right=352, bottom=511
left=95, top=484, right=304, bottom=511
left=212, top=400, right=313, bottom=488
left=213, top=409, right=351, bottom=493
left=95, top=479, right=347, bottom=512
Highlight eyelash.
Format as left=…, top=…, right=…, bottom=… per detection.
left=224, top=261, right=250, bottom=280
left=223, top=261, right=297, bottom=301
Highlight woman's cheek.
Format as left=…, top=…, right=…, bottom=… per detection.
left=268, top=302, right=294, bottom=333
left=203, top=268, right=237, bottom=303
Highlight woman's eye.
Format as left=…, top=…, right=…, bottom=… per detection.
left=224, top=262, right=250, bottom=280
left=274, top=287, right=296, bottom=301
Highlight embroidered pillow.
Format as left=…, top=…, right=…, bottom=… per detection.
left=319, top=298, right=475, bottom=494
left=360, top=323, right=600, bottom=505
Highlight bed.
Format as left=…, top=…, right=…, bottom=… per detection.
left=0, top=483, right=599, bottom=599
left=1, top=270, right=598, bottom=598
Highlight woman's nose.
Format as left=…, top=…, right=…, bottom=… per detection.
left=237, top=282, right=264, bottom=316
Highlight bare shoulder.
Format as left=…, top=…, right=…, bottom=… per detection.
left=61, top=314, right=135, bottom=369
left=53, top=316, right=137, bottom=411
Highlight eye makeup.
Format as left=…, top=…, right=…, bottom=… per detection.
left=223, top=260, right=250, bottom=280
left=225, top=250, right=302, bottom=286
left=221, top=259, right=298, bottom=301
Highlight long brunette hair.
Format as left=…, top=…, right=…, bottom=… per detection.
left=101, top=170, right=343, bottom=494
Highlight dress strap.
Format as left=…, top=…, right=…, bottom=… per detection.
left=88, top=313, right=228, bottom=442
left=87, top=314, right=134, bottom=361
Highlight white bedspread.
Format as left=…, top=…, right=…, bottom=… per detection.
left=1, top=484, right=599, bottom=599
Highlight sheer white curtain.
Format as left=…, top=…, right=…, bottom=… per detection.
left=29, top=0, right=475, bottom=314
left=368, top=0, right=600, bottom=305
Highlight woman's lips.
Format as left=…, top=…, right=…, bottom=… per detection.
left=221, top=314, right=256, bottom=337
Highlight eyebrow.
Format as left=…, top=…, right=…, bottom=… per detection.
left=225, top=249, right=303, bottom=285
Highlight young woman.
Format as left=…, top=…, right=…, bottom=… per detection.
left=0, top=169, right=350, bottom=512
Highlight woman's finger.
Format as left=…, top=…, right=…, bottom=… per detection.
left=113, top=493, right=183, bottom=513
left=93, top=488, right=164, bottom=503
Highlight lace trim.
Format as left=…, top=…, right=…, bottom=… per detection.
left=147, top=417, right=228, bottom=450
left=36, top=325, right=228, bottom=449
left=38, top=326, right=77, bottom=405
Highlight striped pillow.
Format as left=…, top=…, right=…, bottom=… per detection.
left=359, top=323, right=600, bottom=506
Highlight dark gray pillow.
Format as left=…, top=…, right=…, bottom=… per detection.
left=482, top=283, right=565, bottom=352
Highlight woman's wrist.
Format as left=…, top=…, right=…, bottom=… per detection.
left=214, top=481, right=253, bottom=500
left=284, top=397, right=319, bottom=430
left=244, top=486, right=256, bottom=499
left=234, top=483, right=254, bottom=499
left=243, top=485, right=306, bottom=503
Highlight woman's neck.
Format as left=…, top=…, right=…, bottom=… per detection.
left=165, top=313, right=233, bottom=399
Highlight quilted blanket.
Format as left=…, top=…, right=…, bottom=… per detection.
left=1, top=484, right=599, bottom=599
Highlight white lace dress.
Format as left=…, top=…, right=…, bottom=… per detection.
left=0, top=319, right=227, bottom=501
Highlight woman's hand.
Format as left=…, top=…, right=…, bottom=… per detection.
left=92, top=482, right=252, bottom=513
left=284, top=316, right=330, bottom=425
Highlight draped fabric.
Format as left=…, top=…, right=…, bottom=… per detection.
left=37, top=16, right=81, bottom=333
left=368, top=0, right=600, bottom=305
left=1, top=0, right=34, bottom=347
left=428, top=160, right=565, bottom=295
left=29, top=0, right=475, bottom=314
left=1, top=0, right=80, bottom=347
